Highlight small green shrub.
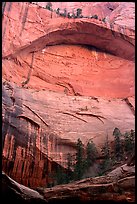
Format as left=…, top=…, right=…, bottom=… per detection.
left=92, top=14, right=98, bottom=19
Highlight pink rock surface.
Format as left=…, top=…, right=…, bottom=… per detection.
left=2, top=2, right=135, bottom=188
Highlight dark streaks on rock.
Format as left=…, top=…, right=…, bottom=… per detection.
left=23, top=104, right=50, bottom=127
left=17, top=115, right=40, bottom=128
left=123, top=98, right=135, bottom=115
left=2, top=2, right=12, bottom=42
left=20, top=3, right=29, bottom=36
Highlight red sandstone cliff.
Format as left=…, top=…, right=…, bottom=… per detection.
left=2, top=2, right=135, bottom=189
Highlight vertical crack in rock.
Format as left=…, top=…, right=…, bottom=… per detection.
left=21, top=52, right=35, bottom=87
left=20, top=3, right=29, bottom=36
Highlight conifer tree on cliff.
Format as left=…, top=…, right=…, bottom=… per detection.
left=101, top=134, right=110, bottom=160
left=74, top=138, right=85, bottom=180
left=76, top=8, right=82, bottom=17
left=124, top=129, right=135, bottom=153
left=85, top=139, right=98, bottom=168
left=113, top=127, right=123, bottom=161
left=66, top=153, right=73, bottom=183
left=99, top=134, right=112, bottom=174
left=46, top=2, right=52, bottom=11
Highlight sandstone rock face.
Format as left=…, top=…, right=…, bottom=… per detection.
left=37, top=164, right=135, bottom=202
left=2, top=172, right=47, bottom=204
left=2, top=2, right=135, bottom=189
left=2, top=163, right=135, bottom=203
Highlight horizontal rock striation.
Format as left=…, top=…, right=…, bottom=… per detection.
left=2, top=2, right=135, bottom=189
left=2, top=80, right=135, bottom=188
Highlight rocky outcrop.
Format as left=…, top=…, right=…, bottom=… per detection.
left=2, top=163, right=135, bottom=203
left=2, top=2, right=135, bottom=60
left=2, top=80, right=135, bottom=188
left=2, top=2, right=135, bottom=189
left=2, top=2, right=135, bottom=98
left=36, top=164, right=135, bottom=202
left=2, top=171, right=47, bottom=204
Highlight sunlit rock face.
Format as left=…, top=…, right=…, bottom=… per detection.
left=2, top=2, right=135, bottom=189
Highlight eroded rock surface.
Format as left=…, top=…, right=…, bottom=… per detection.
left=2, top=171, right=47, bottom=204
left=37, top=164, right=135, bottom=202
left=2, top=80, right=135, bottom=188
left=2, top=2, right=135, bottom=189
left=2, top=163, right=135, bottom=203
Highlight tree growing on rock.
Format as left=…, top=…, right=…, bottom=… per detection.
left=63, top=8, right=67, bottom=17
left=102, top=17, right=106, bottom=23
left=101, top=134, right=110, bottom=160
left=113, top=127, right=123, bottom=161
left=85, top=139, right=98, bottom=168
left=66, top=153, right=74, bottom=183
left=56, top=8, right=60, bottom=14
left=74, top=138, right=85, bottom=180
left=124, top=129, right=135, bottom=153
left=55, top=166, right=67, bottom=185
left=99, top=134, right=112, bottom=174
left=92, top=14, right=98, bottom=19
left=46, top=2, right=52, bottom=11
left=76, top=8, right=82, bottom=18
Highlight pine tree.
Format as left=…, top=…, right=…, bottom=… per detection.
left=55, top=166, right=66, bottom=185
left=130, top=129, right=135, bottom=150
left=101, top=134, right=110, bottom=160
left=86, top=139, right=98, bottom=168
left=56, top=8, right=60, bottom=14
left=74, top=138, right=85, bottom=180
left=64, top=8, right=67, bottom=17
left=102, top=17, right=106, bottom=23
left=66, top=153, right=73, bottom=183
left=46, top=2, right=52, bottom=11
left=124, top=131, right=131, bottom=152
left=113, top=127, right=123, bottom=161
left=124, top=129, right=135, bottom=153
left=92, top=14, right=98, bottom=19
left=99, top=134, right=112, bottom=174
left=76, top=8, right=82, bottom=17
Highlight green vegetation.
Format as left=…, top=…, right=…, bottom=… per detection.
left=74, top=138, right=85, bottom=180
left=66, top=153, right=73, bottom=183
left=113, top=127, right=123, bottom=161
left=102, top=17, right=106, bottom=23
left=99, top=134, right=112, bottom=174
left=124, top=129, right=135, bottom=153
left=67, top=12, right=71, bottom=18
left=64, top=8, right=67, bottom=17
left=101, top=134, right=110, bottom=160
left=85, top=139, right=98, bottom=168
left=55, top=166, right=67, bottom=185
left=56, top=8, right=60, bottom=14
left=92, top=14, right=98, bottom=19
left=31, top=3, right=102, bottom=21
left=46, top=128, right=135, bottom=187
left=76, top=8, right=82, bottom=18
left=46, top=2, right=52, bottom=11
